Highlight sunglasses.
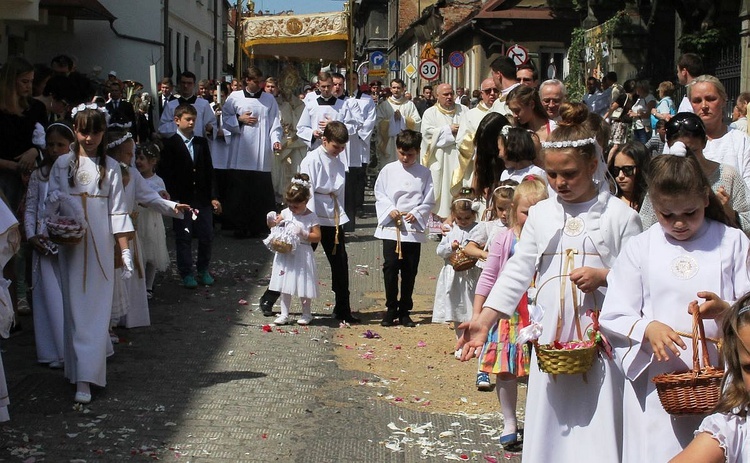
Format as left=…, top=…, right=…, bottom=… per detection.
left=665, top=115, right=705, bottom=138
left=611, top=165, right=636, bottom=177
left=482, top=88, right=499, bottom=94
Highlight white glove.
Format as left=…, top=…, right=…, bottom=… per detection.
left=121, top=248, right=134, bottom=280
left=266, top=211, right=278, bottom=227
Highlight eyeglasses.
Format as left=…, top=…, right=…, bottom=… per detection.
left=665, top=114, right=705, bottom=139
left=611, top=165, right=636, bottom=177
left=542, top=98, right=562, bottom=104
left=482, top=88, right=499, bottom=94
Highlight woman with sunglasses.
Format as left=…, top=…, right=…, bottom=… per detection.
left=608, top=141, right=650, bottom=211
left=638, top=112, right=750, bottom=235
left=690, top=75, right=750, bottom=193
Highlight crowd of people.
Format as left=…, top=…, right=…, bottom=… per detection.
left=1, top=49, right=750, bottom=463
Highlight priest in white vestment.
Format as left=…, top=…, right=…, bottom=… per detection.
left=420, top=83, right=469, bottom=218
left=376, top=78, right=422, bottom=168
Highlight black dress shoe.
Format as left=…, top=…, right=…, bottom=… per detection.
left=380, top=309, right=398, bottom=327
left=399, top=315, right=416, bottom=327
left=259, top=301, right=275, bottom=317
left=336, top=314, right=361, bottom=324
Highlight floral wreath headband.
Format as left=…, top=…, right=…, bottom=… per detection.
left=290, top=178, right=311, bottom=190
left=71, top=103, right=108, bottom=118
left=109, top=121, right=133, bottom=129
left=106, top=131, right=133, bottom=149
left=541, top=137, right=597, bottom=149
left=500, top=125, right=511, bottom=137
left=452, top=197, right=481, bottom=212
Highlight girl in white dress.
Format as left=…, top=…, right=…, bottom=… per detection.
left=498, top=126, right=546, bottom=183
left=600, top=152, right=750, bottom=462
left=25, top=122, right=74, bottom=368
left=457, top=103, right=642, bottom=462
left=671, top=293, right=750, bottom=463
left=432, top=188, right=481, bottom=349
left=105, top=130, right=184, bottom=330
left=135, top=142, right=171, bottom=299
left=49, top=105, right=135, bottom=404
left=266, top=174, right=321, bottom=326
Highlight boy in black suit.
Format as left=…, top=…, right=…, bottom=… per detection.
left=105, top=81, right=136, bottom=133
left=160, top=104, right=222, bottom=288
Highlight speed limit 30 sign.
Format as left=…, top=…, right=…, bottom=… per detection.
left=419, top=59, right=439, bottom=81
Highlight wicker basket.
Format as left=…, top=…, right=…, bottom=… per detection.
left=270, top=239, right=293, bottom=254
left=449, top=248, right=477, bottom=271
left=536, top=340, right=598, bottom=375
left=47, top=219, right=85, bottom=245
left=652, top=311, right=723, bottom=415
left=534, top=250, right=598, bottom=375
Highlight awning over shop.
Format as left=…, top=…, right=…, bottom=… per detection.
left=39, top=0, right=116, bottom=21
left=241, top=11, right=348, bottom=61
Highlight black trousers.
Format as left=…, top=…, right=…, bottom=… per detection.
left=382, top=239, right=421, bottom=315
left=260, top=225, right=351, bottom=316
left=225, top=170, right=274, bottom=235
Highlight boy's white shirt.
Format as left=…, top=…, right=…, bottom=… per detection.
left=373, top=160, right=435, bottom=243
left=299, top=145, right=349, bottom=227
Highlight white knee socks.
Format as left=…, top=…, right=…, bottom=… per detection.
left=497, top=377, right=518, bottom=435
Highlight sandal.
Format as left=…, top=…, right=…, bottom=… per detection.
left=500, top=433, right=523, bottom=453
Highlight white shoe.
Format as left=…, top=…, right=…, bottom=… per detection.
left=273, top=315, right=289, bottom=325
left=454, top=348, right=463, bottom=359
left=49, top=360, right=64, bottom=369
left=74, top=391, right=92, bottom=404
left=297, top=315, right=313, bottom=325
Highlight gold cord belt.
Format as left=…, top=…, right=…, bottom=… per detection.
left=71, top=192, right=109, bottom=292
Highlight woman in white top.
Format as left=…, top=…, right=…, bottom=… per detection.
left=691, top=75, right=750, bottom=193
left=628, top=79, right=657, bottom=144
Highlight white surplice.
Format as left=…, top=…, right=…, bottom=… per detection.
left=348, top=94, right=377, bottom=168
left=49, top=154, right=134, bottom=387
left=483, top=191, right=642, bottom=463
left=373, top=160, right=435, bottom=243
left=600, top=220, right=750, bottom=462
left=222, top=90, right=283, bottom=172
left=296, top=96, right=357, bottom=152
left=420, top=103, right=468, bottom=217
left=375, top=97, right=421, bottom=166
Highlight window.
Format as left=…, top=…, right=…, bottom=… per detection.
left=184, top=36, right=189, bottom=72
left=176, top=32, right=182, bottom=73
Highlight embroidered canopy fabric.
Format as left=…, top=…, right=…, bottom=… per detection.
left=241, top=11, right=348, bottom=61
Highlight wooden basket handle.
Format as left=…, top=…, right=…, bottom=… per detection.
left=691, top=310, right=711, bottom=376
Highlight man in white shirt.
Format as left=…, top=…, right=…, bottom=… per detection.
left=676, top=53, right=704, bottom=115
left=583, top=77, right=601, bottom=114
left=490, top=57, right=520, bottom=119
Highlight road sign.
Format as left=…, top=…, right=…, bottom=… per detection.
left=361, top=65, right=369, bottom=76
left=419, top=59, right=439, bottom=81
left=370, top=51, right=385, bottom=67
left=369, top=68, right=388, bottom=77
left=389, top=60, right=401, bottom=72
left=448, top=51, right=465, bottom=68
left=404, top=63, right=417, bottom=79
left=506, top=44, right=529, bottom=67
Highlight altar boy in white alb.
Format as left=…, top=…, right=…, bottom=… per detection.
left=374, top=129, right=435, bottom=328
left=222, top=66, right=282, bottom=237
left=296, top=71, right=357, bottom=152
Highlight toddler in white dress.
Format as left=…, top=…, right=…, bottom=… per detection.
left=266, top=174, right=321, bottom=326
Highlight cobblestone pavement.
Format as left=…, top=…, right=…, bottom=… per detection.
left=0, top=195, right=522, bottom=462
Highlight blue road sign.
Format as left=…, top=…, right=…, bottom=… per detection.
left=370, top=51, right=385, bottom=67
left=389, top=60, right=401, bottom=72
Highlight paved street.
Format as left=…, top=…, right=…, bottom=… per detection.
left=0, top=195, right=521, bottom=462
